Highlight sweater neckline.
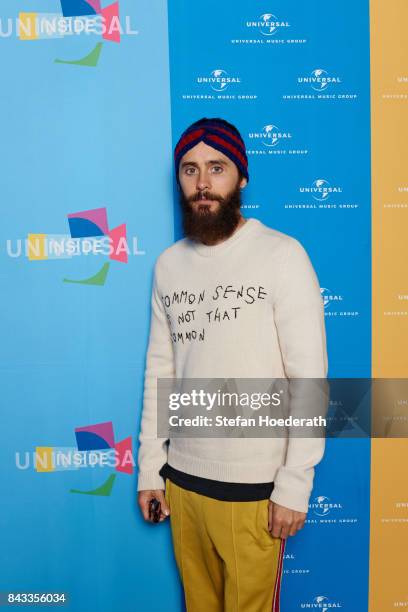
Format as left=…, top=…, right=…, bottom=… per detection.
left=190, top=217, right=259, bottom=258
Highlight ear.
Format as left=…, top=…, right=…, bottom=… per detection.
left=239, top=176, right=248, bottom=189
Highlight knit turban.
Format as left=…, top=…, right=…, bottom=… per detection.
left=174, top=118, right=249, bottom=183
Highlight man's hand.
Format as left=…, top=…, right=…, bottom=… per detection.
left=138, top=489, right=170, bottom=523
left=268, top=500, right=306, bottom=539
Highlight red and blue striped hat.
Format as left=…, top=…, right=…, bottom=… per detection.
left=174, top=117, right=249, bottom=183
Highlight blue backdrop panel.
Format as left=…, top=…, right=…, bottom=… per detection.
left=0, top=1, right=180, bottom=610
left=167, top=1, right=371, bottom=609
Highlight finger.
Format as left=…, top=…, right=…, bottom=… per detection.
left=280, top=525, right=290, bottom=539
left=158, top=504, right=170, bottom=522
left=268, top=502, right=274, bottom=531
left=137, top=494, right=150, bottom=520
left=138, top=492, right=158, bottom=522
left=288, top=524, right=298, bottom=536
left=140, top=499, right=152, bottom=522
left=155, top=490, right=170, bottom=518
left=271, top=521, right=283, bottom=539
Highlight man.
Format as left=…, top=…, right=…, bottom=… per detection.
left=137, top=117, right=328, bottom=611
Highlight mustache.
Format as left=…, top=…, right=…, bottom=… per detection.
left=188, top=191, right=225, bottom=203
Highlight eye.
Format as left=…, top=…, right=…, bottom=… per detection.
left=184, top=167, right=197, bottom=175
left=211, top=165, right=223, bottom=173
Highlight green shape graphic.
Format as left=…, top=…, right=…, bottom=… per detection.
left=70, top=474, right=116, bottom=496
left=63, top=262, right=110, bottom=286
left=55, top=42, right=103, bottom=67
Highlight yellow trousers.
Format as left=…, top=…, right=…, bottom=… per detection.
left=164, top=478, right=286, bottom=612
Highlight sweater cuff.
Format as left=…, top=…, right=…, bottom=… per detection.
left=137, top=470, right=165, bottom=491
left=269, top=465, right=314, bottom=513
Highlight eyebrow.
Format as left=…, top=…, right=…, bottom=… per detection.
left=180, top=159, right=229, bottom=168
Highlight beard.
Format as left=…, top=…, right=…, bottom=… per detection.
left=179, top=180, right=243, bottom=245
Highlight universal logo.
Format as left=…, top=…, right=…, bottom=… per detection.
left=298, top=68, right=342, bottom=92
left=247, top=123, right=307, bottom=156
left=246, top=13, right=290, bottom=36
left=309, top=495, right=343, bottom=517
left=197, top=69, right=241, bottom=92
left=299, top=179, right=343, bottom=202
left=248, top=124, right=292, bottom=148
left=300, top=595, right=343, bottom=610
left=231, top=11, right=306, bottom=46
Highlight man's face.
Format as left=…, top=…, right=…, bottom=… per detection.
left=178, top=141, right=248, bottom=244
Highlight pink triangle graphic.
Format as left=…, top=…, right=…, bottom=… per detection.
left=101, top=2, right=120, bottom=43
left=115, top=437, right=133, bottom=474
left=108, top=223, right=128, bottom=263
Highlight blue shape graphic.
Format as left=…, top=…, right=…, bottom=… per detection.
left=68, top=218, right=105, bottom=238
left=75, top=431, right=112, bottom=451
left=60, top=0, right=97, bottom=17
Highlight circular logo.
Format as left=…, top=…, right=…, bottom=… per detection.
left=311, top=68, right=329, bottom=91
left=210, top=69, right=229, bottom=92
left=259, top=13, right=279, bottom=36
left=262, top=124, right=280, bottom=147
left=312, top=179, right=331, bottom=201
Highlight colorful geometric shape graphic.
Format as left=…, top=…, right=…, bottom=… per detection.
left=68, top=207, right=109, bottom=238
left=34, top=421, right=132, bottom=497
left=19, top=0, right=123, bottom=70
left=35, top=447, right=54, bottom=472
left=86, top=0, right=102, bottom=12
left=27, top=234, right=47, bottom=260
left=59, top=0, right=98, bottom=17
left=28, top=207, right=126, bottom=284
left=101, top=2, right=120, bottom=43
left=108, top=223, right=128, bottom=263
left=68, top=219, right=104, bottom=238
left=63, top=261, right=110, bottom=285
left=75, top=421, right=115, bottom=450
left=18, top=13, right=38, bottom=40
left=70, top=473, right=116, bottom=496
left=115, top=437, right=134, bottom=474
left=55, top=43, right=103, bottom=67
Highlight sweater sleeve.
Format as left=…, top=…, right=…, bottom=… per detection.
left=269, top=237, right=329, bottom=513
left=137, top=260, right=175, bottom=491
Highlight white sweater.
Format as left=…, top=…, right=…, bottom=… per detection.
left=137, top=217, right=328, bottom=512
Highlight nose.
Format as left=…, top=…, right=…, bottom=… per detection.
left=196, top=168, right=211, bottom=192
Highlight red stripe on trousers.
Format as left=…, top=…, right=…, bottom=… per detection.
left=272, top=537, right=286, bottom=611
